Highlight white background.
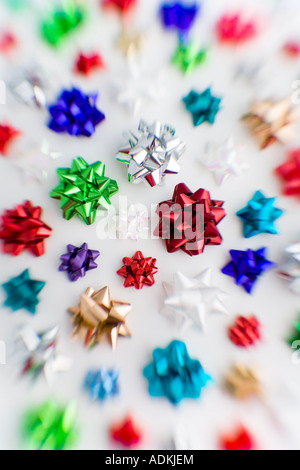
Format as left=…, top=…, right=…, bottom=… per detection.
left=1, top=0, right=300, bottom=450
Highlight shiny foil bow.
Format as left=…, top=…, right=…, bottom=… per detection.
left=162, top=269, right=228, bottom=331
left=23, top=400, right=78, bottom=450
left=84, top=367, right=119, bottom=402
left=242, top=99, right=300, bottom=149
left=0, top=201, right=52, bottom=256
left=41, top=0, right=85, bottom=46
left=110, top=416, right=142, bottom=447
left=50, top=157, right=118, bottom=225
left=154, top=183, right=226, bottom=256
left=276, top=148, right=300, bottom=197
left=216, top=13, right=257, bottom=44
left=10, top=66, right=49, bottom=109
left=116, top=120, right=185, bottom=187
left=229, top=316, right=261, bottom=347
left=224, top=363, right=262, bottom=400
left=183, top=88, right=222, bottom=126
left=143, top=340, right=211, bottom=404
left=160, top=2, right=199, bottom=35
left=69, top=286, right=132, bottom=351
left=117, top=251, right=158, bottom=289
left=102, top=0, right=136, bottom=14
left=222, top=247, right=275, bottom=294
left=75, top=53, right=105, bottom=76
left=48, top=87, right=105, bottom=137
left=278, top=241, right=300, bottom=294
left=2, top=269, right=45, bottom=314
left=221, top=426, right=255, bottom=450
left=59, top=243, right=100, bottom=282
left=0, top=123, right=21, bottom=155
left=172, top=40, right=208, bottom=75
left=236, top=190, right=283, bottom=238
left=287, top=315, right=300, bottom=346
left=201, top=137, right=247, bottom=186
left=17, top=325, right=72, bottom=383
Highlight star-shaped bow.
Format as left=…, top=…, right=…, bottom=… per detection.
left=278, top=241, right=300, bottom=294
left=74, top=52, right=105, bottom=76
left=236, top=190, right=284, bottom=238
left=154, top=183, right=226, bottom=256
left=84, top=367, right=119, bottom=402
left=110, top=416, right=142, bottom=447
left=224, top=363, right=262, bottom=400
left=201, top=137, right=247, bottom=185
left=0, top=123, right=21, bottom=155
left=222, top=247, right=276, bottom=294
left=114, top=68, right=165, bottom=116
left=48, top=87, right=105, bottom=137
left=228, top=316, right=261, bottom=347
left=172, top=40, right=208, bottom=75
left=116, top=27, right=144, bottom=58
left=102, top=0, right=136, bottom=14
left=160, top=2, right=199, bottom=35
left=117, top=251, right=158, bottom=289
left=16, top=324, right=72, bottom=383
left=0, top=200, right=52, bottom=256
left=242, top=99, right=300, bottom=149
left=2, top=269, right=45, bottom=314
left=69, top=286, right=132, bottom=351
left=50, top=157, right=119, bottom=225
left=221, top=426, right=256, bottom=450
left=12, top=140, right=63, bottom=184
left=183, top=88, right=222, bottom=126
left=162, top=269, right=228, bottom=331
left=116, top=120, right=185, bottom=187
left=143, top=340, right=211, bottom=404
left=59, top=243, right=100, bottom=282
left=276, top=148, right=300, bottom=197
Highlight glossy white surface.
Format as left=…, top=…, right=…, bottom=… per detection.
left=1, top=0, right=300, bottom=450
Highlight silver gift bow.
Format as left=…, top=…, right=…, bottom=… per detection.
left=116, top=120, right=186, bottom=187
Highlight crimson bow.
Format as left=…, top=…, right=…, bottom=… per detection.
left=154, top=183, right=226, bottom=256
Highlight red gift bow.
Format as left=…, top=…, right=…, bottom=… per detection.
left=0, top=201, right=52, bottom=256
left=110, top=416, right=142, bottom=447
left=0, top=124, right=21, bottom=155
left=216, top=14, right=256, bottom=44
left=221, top=426, right=255, bottom=450
left=0, top=31, right=17, bottom=53
left=75, top=53, right=105, bottom=76
left=117, top=251, right=158, bottom=289
left=283, top=41, right=300, bottom=58
left=154, top=183, right=226, bottom=256
left=101, top=0, right=136, bottom=13
left=276, top=149, right=300, bottom=197
left=229, top=316, right=261, bottom=347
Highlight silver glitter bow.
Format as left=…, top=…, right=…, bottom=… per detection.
left=116, top=120, right=186, bottom=187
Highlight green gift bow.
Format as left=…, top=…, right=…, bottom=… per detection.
left=51, top=157, right=119, bottom=225
left=23, top=400, right=78, bottom=450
